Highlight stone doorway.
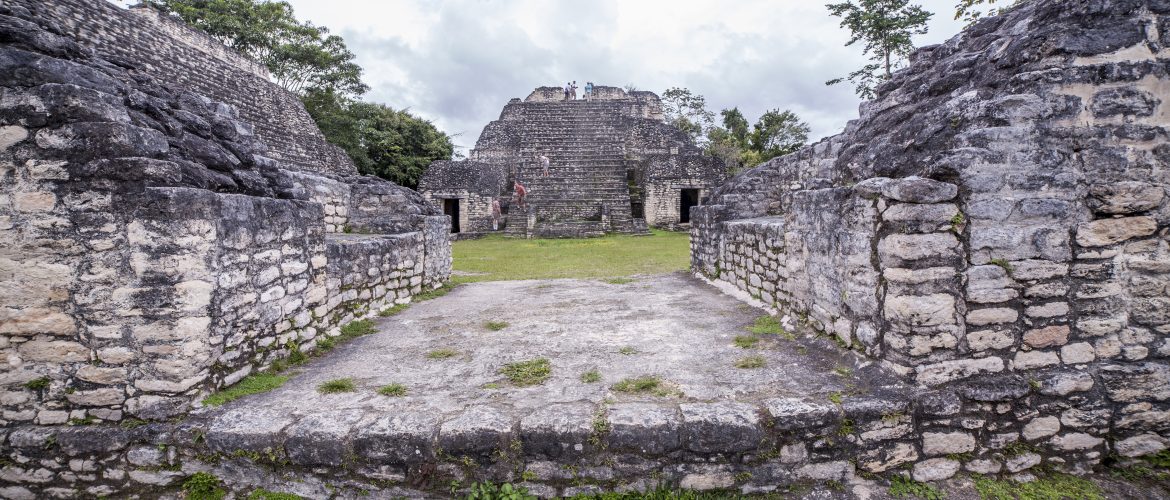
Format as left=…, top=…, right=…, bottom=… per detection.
left=443, top=198, right=461, bottom=233
left=679, top=188, right=700, bottom=223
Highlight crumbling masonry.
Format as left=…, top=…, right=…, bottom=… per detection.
left=0, top=0, right=449, bottom=431
left=419, top=87, right=726, bottom=237
left=693, top=0, right=1170, bottom=482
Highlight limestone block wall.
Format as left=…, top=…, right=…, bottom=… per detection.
left=9, top=0, right=357, bottom=176
left=692, top=0, right=1170, bottom=474
left=0, top=6, right=451, bottom=425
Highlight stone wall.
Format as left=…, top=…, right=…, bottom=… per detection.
left=0, top=4, right=450, bottom=426
left=8, top=0, right=357, bottom=176
left=692, top=0, right=1170, bottom=478
left=418, top=160, right=507, bottom=234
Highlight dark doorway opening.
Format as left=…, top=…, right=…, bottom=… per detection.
left=443, top=198, right=461, bottom=233
left=627, top=168, right=644, bottom=219
left=680, top=189, right=700, bottom=223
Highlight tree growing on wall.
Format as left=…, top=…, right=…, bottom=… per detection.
left=706, top=107, right=810, bottom=174
left=825, top=0, right=933, bottom=99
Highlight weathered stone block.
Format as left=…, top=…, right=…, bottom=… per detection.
left=519, top=402, right=594, bottom=458
left=912, top=458, right=960, bottom=482
left=285, top=410, right=365, bottom=466
left=1023, top=325, right=1069, bottom=348
left=916, top=357, right=1004, bottom=386
left=880, top=177, right=958, bottom=203
left=922, top=431, right=976, bottom=456
left=1075, top=216, right=1157, bottom=247
left=353, top=411, right=439, bottom=464
left=439, top=405, right=513, bottom=456
left=679, top=402, right=762, bottom=453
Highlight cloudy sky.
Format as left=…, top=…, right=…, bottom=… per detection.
left=118, top=0, right=970, bottom=152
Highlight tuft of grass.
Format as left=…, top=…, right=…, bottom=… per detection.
left=120, top=418, right=148, bottom=429
left=317, top=378, right=356, bottom=394
left=735, top=355, right=766, bottom=369
left=415, top=284, right=455, bottom=301
left=612, top=376, right=661, bottom=394
left=24, top=376, right=51, bottom=391
left=247, top=489, right=303, bottom=500
left=484, top=320, right=509, bottom=331
left=203, top=373, right=289, bottom=407
left=989, top=258, right=1014, bottom=273
left=426, top=348, right=459, bottom=359
left=450, top=230, right=690, bottom=284
left=974, top=473, right=1103, bottom=500
left=618, top=346, right=638, bottom=355
left=379, top=303, right=409, bottom=317
left=377, top=383, right=407, bottom=397
left=182, top=472, right=226, bottom=500
left=500, top=358, right=551, bottom=386
left=482, top=382, right=502, bottom=389
left=339, top=319, right=376, bottom=337
left=734, top=335, right=760, bottom=349
left=889, top=475, right=944, bottom=500
left=828, top=391, right=845, bottom=405
left=837, top=418, right=855, bottom=437
left=834, top=365, right=853, bottom=377
left=581, top=370, right=602, bottom=383
left=748, top=315, right=794, bottom=339
left=604, top=277, right=635, bottom=285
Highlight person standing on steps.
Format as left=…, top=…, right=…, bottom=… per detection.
left=564, top=82, right=571, bottom=100
left=513, top=180, right=528, bottom=211
left=585, top=82, right=593, bottom=100
left=491, top=198, right=501, bottom=231
left=571, top=81, right=578, bottom=100
left=539, top=154, right=550, bottom=177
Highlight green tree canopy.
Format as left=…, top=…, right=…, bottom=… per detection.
left=954, top=0, right=1020, bottom=26
left=706, top=108, right=810, bottom=174
left=302, top=90, right=454, bottom=189
left=825, top=0, right=932, bottom=99
left=146, top=0, right=368, bottom=97
left=661, top=87, right=715, bottom=144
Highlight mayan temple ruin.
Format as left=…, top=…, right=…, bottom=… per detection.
left=419, top=88, right=726, bottom=237
left=1, top=0, right=1170, bottom=498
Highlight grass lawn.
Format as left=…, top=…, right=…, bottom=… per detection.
left=450, top=229, right=690, bottom=283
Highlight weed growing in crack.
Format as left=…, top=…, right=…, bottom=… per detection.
left=426, top=348, right=459, bottom=359
left=888, top=475, right=943, bottom=500
left=377, top=383, right=407, bottom=397
left=484, top=320, right=509, bottom=331
left=734, top=335, right=760, bottom=349
left=581, top=370, right=601, bottom=383
left=611, top=376, right=682, bottom=398
left=317, top=378, right=356, bottom=394
left=828, top=391, right=845, bottom=405
left=618, top=346, right=638, bottom=355
left=735, top=355, right=766, bottom=369
left=500, top=358, right=551, bottom=386
left=379, top=304, right=409, bottom=317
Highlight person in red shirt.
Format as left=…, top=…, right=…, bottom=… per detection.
left=514, top=181, right=527, bottom=211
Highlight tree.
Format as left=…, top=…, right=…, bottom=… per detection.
left=954, top=0, right=1020, bottom=26
left=749, top=109, right=810, bottom=160
left=706, top=108, right=810, bottom=174
left=825, top=0, right=932, bottom=99
left=303, top=91, right=455, bottom=189
left=661, top=87, right=715, bottom=144
left=146, top=0, right=368, bottom=98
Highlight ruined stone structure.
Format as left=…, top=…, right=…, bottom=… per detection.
left=419, top=87, right=726, bottom=237
left=693, top=0, right=1170, bottom=482
left=0, top=0, right=448, bottom=442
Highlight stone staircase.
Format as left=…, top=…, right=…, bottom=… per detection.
left=502, top=101, right=646, bottom=238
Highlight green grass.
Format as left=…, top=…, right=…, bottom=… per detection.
left=618, top=346, right=638, bottom=355
left=379, top=303, right=409, bottom=317
left=317, top=378, right=356, bottom=394
left=612, top=376, right=663, bottom=394
left=735, top=355, right=766, bottom=369
left=182, top=472, right=226, bottom=500
left=450, top=230, right=690, bottom=283
left=889, top=475, right=944, bottom=500
left=248, top=489, right=303, bottom=500
left=974, top=473, right=1103, bottom=500
left=24, top=376, right=51, bottom=390
left=581, top=370, right=602, bottom=383
left=203, top=373, right=290, bottom=407
left=747, top=315, right=793, bottom=339
left=604, top=277, right=636, bottom=284
left=484, top=320, right=509, bottom=331
left=734, top=335, right=760, bottom=349
left=500, top=358, right=552, bottom=386
left=416, top=283, right=456, bottom=301
left=427, top=348, right=459, bottom=359
left=377, top=383, right=407, bottom=397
